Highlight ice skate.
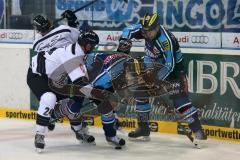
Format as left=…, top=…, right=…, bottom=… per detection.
left=72, top=123, right=96, bottom=145
left=128, top=122, right=150, bottom=141
left=34, top=133, right=45, bottom=153
left=106, top=136, right=126, bottom=149
left=192, top=129, right=207, bottom=149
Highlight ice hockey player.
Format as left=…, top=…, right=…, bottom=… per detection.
left=32, top=10, right=80, bottom=52
left=31, top=10, right=81, bottom=132
left=27, top=30, right=99, bottom=152
left=117, top=13, right=207, bottom=142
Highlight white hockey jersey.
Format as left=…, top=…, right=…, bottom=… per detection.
left=33, top=25, right=80, bottom=52
left=31, top=43, right=88, bottom=82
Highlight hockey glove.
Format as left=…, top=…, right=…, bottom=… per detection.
left=61, top=10, right=79, bottom=28
left=117, top=38, right=132, bottom=54
left=53, top=98, right=82, bottom=121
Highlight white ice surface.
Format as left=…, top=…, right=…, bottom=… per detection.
left=0, top=118, right=240, bottom=160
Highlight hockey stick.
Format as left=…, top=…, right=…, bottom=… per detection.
left=54, top=0, right=98, bottom=24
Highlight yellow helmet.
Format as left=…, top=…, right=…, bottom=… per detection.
left=141, top=13, right=160, bottom=31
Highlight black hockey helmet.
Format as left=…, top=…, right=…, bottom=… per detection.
left=78, top=30, right=99, bottom=51
left=32, top=15, right=52, bottom=33
left=141, top=13, right=160, bottom=31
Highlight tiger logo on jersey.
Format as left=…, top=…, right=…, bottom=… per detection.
left=163, top=40, right=170, bottom=51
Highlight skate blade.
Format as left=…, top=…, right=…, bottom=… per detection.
left=107, top=142, right=125, bottom=150
left=128, top=136, right=151, bottom=142
left=80, top=140, right=96, bottom=145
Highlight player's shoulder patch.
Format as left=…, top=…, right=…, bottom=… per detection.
left=163, top=40, right=170, bottom=50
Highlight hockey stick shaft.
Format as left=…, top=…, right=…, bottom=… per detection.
left=54, top=0, right=98, bottom=24
left=73, top=0, right=98, bottom=13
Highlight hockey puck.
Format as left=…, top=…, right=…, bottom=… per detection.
left=115, top=146, right=122, bottom=150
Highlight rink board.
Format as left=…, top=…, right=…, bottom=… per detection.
left=27, top=48, right=240, bottom=130
left=1, top=107, right=240, bottom=142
